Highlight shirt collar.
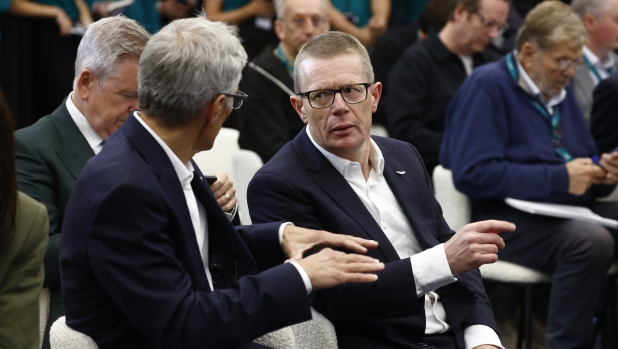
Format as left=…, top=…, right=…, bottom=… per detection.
left=66, top=92, right=105, bottom=151
left=134, top=112, right=194, bottom=185
left=305, top=127, right=384, bottom=177
left=583, top=45, right=615, bottom=70
left=514, top=52, right=566, bottom=110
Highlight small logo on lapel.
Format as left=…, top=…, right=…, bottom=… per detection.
left=396, top=171, right=406, bottom=175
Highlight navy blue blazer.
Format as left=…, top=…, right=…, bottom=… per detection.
left=59, top=114, right=312, bottom=349
left=248, top=129, right=497, bottom=349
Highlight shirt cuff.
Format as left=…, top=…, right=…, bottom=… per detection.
left=410, top=243, right=457, bottom=296
left=224, top=202, right=238, bottom=222
left=278, top=222, right=294, bottom=245
left=464, top=325, right=504, bottom=349
left=289, top=261, right=312, bottom=295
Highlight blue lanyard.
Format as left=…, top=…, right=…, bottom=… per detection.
left=276, top=44, right=294, bottom=77
left=506, top=52, right=574, bottom=162
left=583, top=55, right=614, bottom=82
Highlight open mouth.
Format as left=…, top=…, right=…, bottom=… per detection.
left=331, top=124, right=354, bottom=136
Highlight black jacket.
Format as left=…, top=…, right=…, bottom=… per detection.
left=591, top=73, right=618, bottom=154
left=385, top=32, right=501, bottom=172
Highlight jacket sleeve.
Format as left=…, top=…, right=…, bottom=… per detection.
left=15, top=133, right=62, bottom=289
left=385, top=50, right=443, bottom=161
left=85, top=182, right=312, bottom=349
left=247, top=171, right=422, bottom=323
left=591, top=76, right=618, bottom=154
left=0, top=197, right=48, bottom=349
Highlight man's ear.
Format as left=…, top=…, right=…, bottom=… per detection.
left=370, top=82, right=382, bottom=113
left=290, top=95, right=308, bottom=124
left=206, top=94, right=227, bottom=125
left=582, top=12, right=598, bottom=32
left=452, top=3, right=467, bottom=23
left=274, top=19, right=284, bottom=41
left=519, top=42, right=536, bottom=69
left=75, top=69, right=96, bottom=100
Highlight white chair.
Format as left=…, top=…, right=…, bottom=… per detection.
left=370, top=124, right=388, bottom=138
left=192, top=127, right=264, bottom=225
left=432, top=165, right=552, bottom=349
left=49, top=316, right=98, bottom=349
left=254, top=307, right=338, bottom=349
left=39, top=288, right=50, bottom=349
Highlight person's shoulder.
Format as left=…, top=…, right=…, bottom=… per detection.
left=258, top=141, right=300, bottom=174
left=14, top=192, right=48, bottom=241
left=15, top=114, right=56, bottom=143
left=466, top=58, right=510, bottom=88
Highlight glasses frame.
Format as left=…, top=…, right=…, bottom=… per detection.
left=296, top=83, right=374, bottom=109
left=283, top=15, right=328, bottom=29
left=222, top=91, right=249, bottom=109
left=473, top=11, right=509, bottom=36
left=554, top=57, right=584, bottom=71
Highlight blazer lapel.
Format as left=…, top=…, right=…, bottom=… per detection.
left=121, top=114, right=210, bottom=291
left=380, top=148, right=437, bottom=251
left=50, top=100, right=96, bottom=179
left=293, top=130, right=401, bottom=262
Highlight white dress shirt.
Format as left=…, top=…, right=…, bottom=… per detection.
left=306, top=128, right=503, bottom=349
left=459, top=55, right=474, bottom=76
left=66, top=93, right=106, bottom=154
left=583, top=45, right=615, bottom=86
left=134, top=113, right=312, bottom=294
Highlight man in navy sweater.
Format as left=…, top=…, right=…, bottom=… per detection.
left=441, top=2, right=618, bottom=349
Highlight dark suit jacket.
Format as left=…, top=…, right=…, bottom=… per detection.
left=385, top=32, right=500, bottom=173
left=59, top=114, right=312, bottom=349
left=248, top=129, right=497, bottom=349
left=14, top=100, right=92, bottom=348
left=237, top=45, right=306, bottom=163
left=591, top=72, right=618, bottom=154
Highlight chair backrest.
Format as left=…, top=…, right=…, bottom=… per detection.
left=370, top=124, right=389, bottom=138
left=291, top=307, right=338, bottom=349
left=432, top=165, right=472, bottom=231
left=232, top=149, right=263, bottom=224
left=192, top=128, right=240, bottom=177
left=39, top=288, right=50, bottom=349
left=50, top=316, right=98, bottom=349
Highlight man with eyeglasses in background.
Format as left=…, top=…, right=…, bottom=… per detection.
left=248, top=30, right=517, bottom=349
left=571, top=0, right=618, bottom=125
left=386, top=0, right=509, bottom=174
left=441, top=2, right=618, bottom=348
left=236, top=0, right=329, bottom=163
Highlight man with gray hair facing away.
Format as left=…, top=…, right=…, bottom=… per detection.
left=571, top=0, right=618, bottom=124
left=441, top=2, right=618, bottom=348
left=237, top=0, right=330, bottom=163
left=15, top=16, right=238, bottom=349
left=59, top=15, right=385, bottom=349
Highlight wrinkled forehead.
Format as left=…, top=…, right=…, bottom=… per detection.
left=284, top=0, right=327, bottom=18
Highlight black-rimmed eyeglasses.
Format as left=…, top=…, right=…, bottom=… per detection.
left=223, top=91, right=249, bottom=109
left=296, top=83, right=373, bottom=109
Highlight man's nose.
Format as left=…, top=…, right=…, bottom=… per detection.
left=331, top=92, right=349, bottom=112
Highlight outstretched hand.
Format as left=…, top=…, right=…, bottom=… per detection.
left=282, top=225, right=379, bottom=260
left=296, top=248, right=384, bottom=290
left=444, top=220, right=515, bottom=275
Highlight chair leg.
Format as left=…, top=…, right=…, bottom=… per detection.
left=524, top=285, right=533, bottom=349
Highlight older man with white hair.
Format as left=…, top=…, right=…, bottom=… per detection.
left=59, top=15, right=385, bottom=349
left=571, top=0, right=618, bottom=124
left=237, top=0, right=330, bottom=163
left=441, top=2, right=618, bottom=348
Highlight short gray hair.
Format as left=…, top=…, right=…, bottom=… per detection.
left=293, top=31, right=373, bottom=92
left=138, top=15, right=247, bottom=126
left=74, top=16, right=150, bottom=87
left=516, top=1, right=587, bottom=52
left=274, top=0, right=328, bottom=20
left=572, top=0, right=610, bottom=20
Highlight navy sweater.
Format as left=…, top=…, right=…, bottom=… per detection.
left=440, top=56, right=615, bottom=210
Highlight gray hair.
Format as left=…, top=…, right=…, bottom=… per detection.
left=274, top=0, right=328, bottom=20
left=74, top=16, right=150, bottom=87
left=516, top=1, right=587, bottom=52
left=138, top=15, right=247, bottom=126
left=572, top=0, right=610, bottom=19
left=293, top=31, right=373, bottom=92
